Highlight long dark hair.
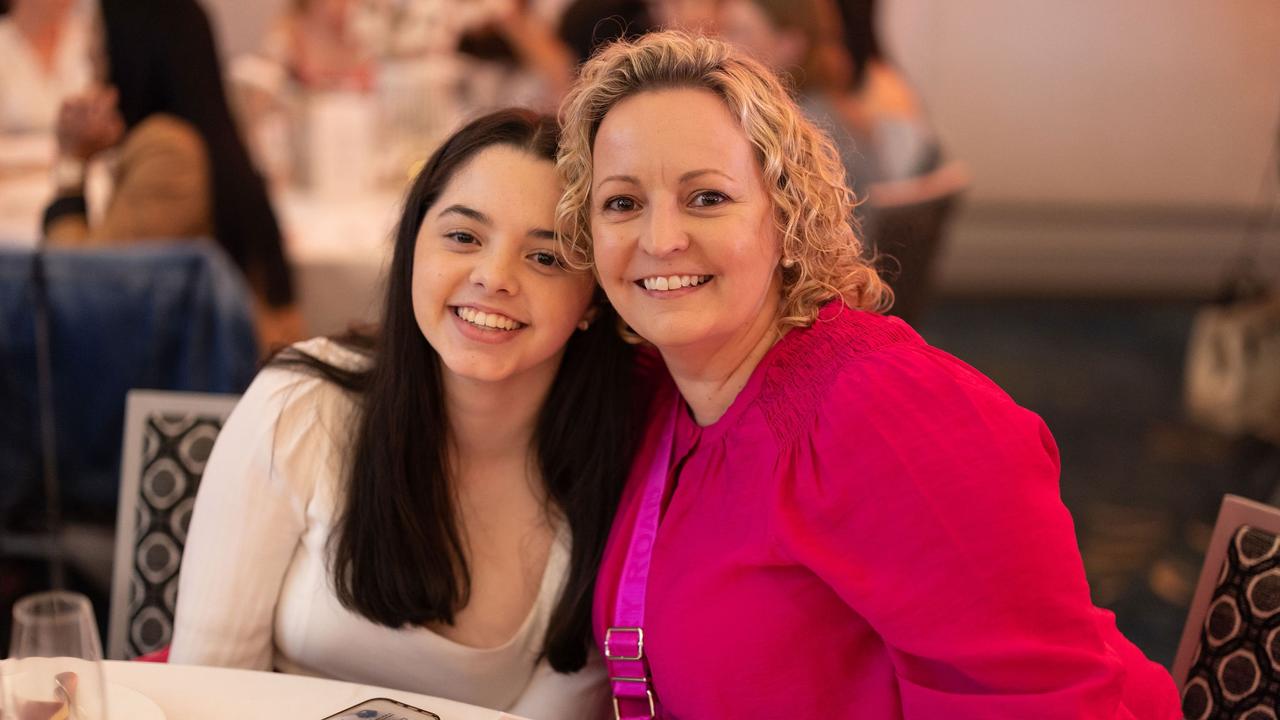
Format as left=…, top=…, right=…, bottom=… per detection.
left=98, top=0, right=294, bottom=306
left=275, top=109, right=637, bottom=672
left=836, top=0, right=883, bottom=89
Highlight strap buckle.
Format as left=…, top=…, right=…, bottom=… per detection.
left=604, top=626, right=644, bottom=661
left=612, top=689, right=656, bottom=720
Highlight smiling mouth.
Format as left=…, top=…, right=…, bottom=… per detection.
left=636, top=274, right=714, bottom=292
left=452, top=306, right=526, bottom=331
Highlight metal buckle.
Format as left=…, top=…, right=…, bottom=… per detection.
left=612, top=689, right=656, bottom=720
left=604, top=626, right=644, bottom=661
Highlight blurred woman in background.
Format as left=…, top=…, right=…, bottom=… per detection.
left=42, top=0, right=301, bottom=349
left=715, top=0, right=877, bottom=199
left=836, top=0, right=940, bottom=181
left=264, top=0, right=373, bottom=92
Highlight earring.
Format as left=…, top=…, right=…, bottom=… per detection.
left=577, top=319, right=590, bottom=331
left=781, top=256, right=797, bottom=269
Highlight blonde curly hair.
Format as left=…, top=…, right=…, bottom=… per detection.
left=555, top=30, right=890, bottom=331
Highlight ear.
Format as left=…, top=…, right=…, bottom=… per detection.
left=577, top=304, right=600, bottom=331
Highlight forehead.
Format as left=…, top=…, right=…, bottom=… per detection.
left=433, top=145, right=560, bottom=215
left=592, top=87, right=761, bottom=180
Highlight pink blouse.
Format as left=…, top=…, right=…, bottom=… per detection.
left=594, top=303, right=1180, bottom=718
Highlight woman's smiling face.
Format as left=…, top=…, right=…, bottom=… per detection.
left=412, top=144, right=595, bottom=385
left=589, top=87, right=783, bottom=354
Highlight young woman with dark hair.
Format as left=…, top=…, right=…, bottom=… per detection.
left=169, top=109, right=638, bottom=719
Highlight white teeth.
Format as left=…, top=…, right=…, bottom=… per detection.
left=455, top=306, right=521, bottom=331
left=642, top=275, right=710, bottom=291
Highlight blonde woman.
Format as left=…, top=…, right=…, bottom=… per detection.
left=556, top=31, right=1178, bottom=719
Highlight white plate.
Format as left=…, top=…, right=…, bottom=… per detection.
left=109, top=682, right=166, bottom=720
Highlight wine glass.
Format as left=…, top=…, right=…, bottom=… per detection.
left=3, top=591, right=108, bottom=719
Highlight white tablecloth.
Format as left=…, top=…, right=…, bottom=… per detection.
left=274, top=187, right=401, bottom=336
left=104, top=660, right=522, bottom=720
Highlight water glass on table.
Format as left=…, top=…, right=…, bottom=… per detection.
left=2, top=591, right=108, bottom=719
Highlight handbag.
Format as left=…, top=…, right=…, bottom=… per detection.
left=1185, top=286, right=1280, bottom=444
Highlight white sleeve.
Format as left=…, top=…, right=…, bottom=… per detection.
left=168, top=367, right=326, bottom=670
left=505, top=651, right=610, bottom=720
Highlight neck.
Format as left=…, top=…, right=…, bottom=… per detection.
left=442, top=359, right=557, bottom=475
left=661, top=289, right=784, bottom=427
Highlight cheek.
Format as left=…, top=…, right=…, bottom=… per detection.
left=589, top=223, right=628, bottom=281
left=409, top=248, right=451, bottom=323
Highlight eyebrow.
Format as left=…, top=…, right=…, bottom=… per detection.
left=595, top=169, right=736, bottom=189
left=596, top=174, right=638, bottom=189
left=439, top=204, right=491, bottom=225
left=679, top=168, right=736, bottom=184
left=441, top=204, right=554, bottom=240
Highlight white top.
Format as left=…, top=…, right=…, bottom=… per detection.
left=170, top=338, right=607, bottom=720
left=0, top=14, right=91, bottom=133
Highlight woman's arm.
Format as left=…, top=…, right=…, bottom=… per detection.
left=44, top=113, right=212, bottom=244
left=777, top=346, right=1179, bottom=718
left=168, top=367, right=323, bottom=669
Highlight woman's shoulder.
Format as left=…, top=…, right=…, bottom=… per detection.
left=124, top=114, right=206, bottom=153
left=763, top=304, right=1042, bottom=451
left=239, top=336, right=369, bottom=432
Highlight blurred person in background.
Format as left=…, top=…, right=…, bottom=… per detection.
left=0, top=0, right=90, bottom=133
left=557, top=0, right=654, bottom=64
left=646, top=0, right=716, bottom=32
left=716, top=0, right=877, bottom=200
left=836, top=0, right=940, bottom=181
left=42, top=0, right=303, bottom=350
left=456, top=0, right=576, bottom=111
left=264, top=0, right=374, bottom=92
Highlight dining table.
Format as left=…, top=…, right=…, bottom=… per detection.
left=102, top=659, right=525, bottom=719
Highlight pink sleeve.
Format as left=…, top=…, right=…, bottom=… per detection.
left=772, top=344, right=1178, bottom=719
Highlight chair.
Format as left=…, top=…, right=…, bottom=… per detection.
left=0, top=240, right=258, bottom=528
left=864, top=161, right=970, bottom=325
left=107, top=389, right=240, bottom=661
left=1174, top=494, right=1280, bottom=719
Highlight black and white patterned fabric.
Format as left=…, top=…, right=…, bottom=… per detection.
left=123, top=411, right=225, bottom=658
left=1182, top=525, right=1280, bottom=720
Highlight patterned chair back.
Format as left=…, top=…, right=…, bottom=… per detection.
left=108, top=389, right=240, bottom=660
left=1175, top=495, right=1280, bottom=719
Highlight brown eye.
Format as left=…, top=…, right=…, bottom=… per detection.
left=530, top=251, right=560, bottom=267
left=690, top=191, right=728, bottom=208
left=446, top=231, right=478, bottom=245
left=603, top=196, right=638, bottom=212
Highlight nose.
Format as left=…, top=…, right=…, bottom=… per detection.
left=639, top=199, right=689, bottom=258
left=469, top=248, right=519, bottom=295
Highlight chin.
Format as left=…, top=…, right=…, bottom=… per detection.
left=632, top=318, right=716, bottom=351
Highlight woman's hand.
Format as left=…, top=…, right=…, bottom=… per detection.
left=55, top=86, right=125, bottom=162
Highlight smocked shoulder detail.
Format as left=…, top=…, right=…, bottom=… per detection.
left=757, top=304, right=920, bottom=446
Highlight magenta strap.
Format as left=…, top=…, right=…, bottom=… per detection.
left=605, top=397, right=679, bottom=720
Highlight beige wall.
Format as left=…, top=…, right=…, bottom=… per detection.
left=883, top=0, right=1280, bottom=209
left=879, top=1, right=1280, bottom=294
